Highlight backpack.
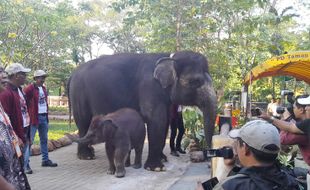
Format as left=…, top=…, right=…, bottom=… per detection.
left=239, top=167, right=302, bottom=190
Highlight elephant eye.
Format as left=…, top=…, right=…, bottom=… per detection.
left=189, top=78, right=203, bottom=88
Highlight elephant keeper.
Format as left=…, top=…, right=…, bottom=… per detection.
left=24, top=70, right=57, bottom=171
left=196, top=120, right=299, bottom=190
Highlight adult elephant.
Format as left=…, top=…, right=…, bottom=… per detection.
left=68, top=51, right=217, bottom=171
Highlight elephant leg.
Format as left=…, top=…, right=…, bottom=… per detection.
left=143, top=105, right=168, bottom=171
left=132, top=146, right=143, bottom=169
left=105, top=143, right=115, bottom=175
left=77, top=144, right=95, bottom=160
left=144, top=135, right=165, bottom=171
left=76, top=113, right=95, bottom=160
left=114, top=147, right=128, bottom=178
left=125, top=150, right=131, bottom=167
left=169, top=118, right=177, bottom=151
left=176, top=113, right=185, bottom=151
left=160, top=121, right=169, bottom=162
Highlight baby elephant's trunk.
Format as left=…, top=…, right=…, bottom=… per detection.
left=78, top=131, right=94, bottom=145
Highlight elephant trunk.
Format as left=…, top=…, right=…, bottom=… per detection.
left=197, top=83, right=217, bottom=149
left=77, top=131, right=95, bottom=145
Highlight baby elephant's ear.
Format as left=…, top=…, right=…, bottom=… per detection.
left=101, top=119, right=118, bottom=139
left=101, top=119, right=120, bottom=131
left=101, top=119, right=113, bottom=127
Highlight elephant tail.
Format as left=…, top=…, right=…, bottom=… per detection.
left=67, top=76, right=72, bottom=128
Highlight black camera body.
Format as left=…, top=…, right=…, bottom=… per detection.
left=276, top=90, right=295, bottom=117
left=276, top=106, right=286, bottom=114
left=251, top=107, right=262, bottom=117
left=203, top=147, right=234, bottom=159
left=281, top=90, right=294, bottom=97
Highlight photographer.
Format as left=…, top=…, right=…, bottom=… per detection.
left=295, top=95, right=310, bottom=136
left=260, top=95, right=310, bottom=188
left=259, top=95, right=309, bottom=141
left=196, top=120, right=299, bottom=190
left=278, top=95, right=310, bottom=166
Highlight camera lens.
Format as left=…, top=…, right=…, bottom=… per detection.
left=276, top=106, right=285, bottom=114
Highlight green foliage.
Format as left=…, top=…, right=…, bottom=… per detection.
left=109, top=0, right=309, bottom=102
left=48, top=106, right=69, bottom=115
left=277, top=153, right=293, bottom=169
left=1, top=0, right=309, bottom=106
left=182, top=107, right=206, bottom=149
left=0, top=0, right=109, bottom=92
left=33, top=120, right=77, bottom=145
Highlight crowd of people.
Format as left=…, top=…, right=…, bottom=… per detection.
left=197, top=94, right=310, bottom=190
left=0, top=63, right=57, bottom=190
left=1, top=62, right=309, bottom=190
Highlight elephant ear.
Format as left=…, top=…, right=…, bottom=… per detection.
left=153, top=57, right=177, bottom=88
left=101, top=120, right=118, bottom=140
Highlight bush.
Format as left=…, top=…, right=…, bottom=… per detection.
left=182, top=107, right=205, bottom=150
left=49, top=106, right=69, bottom=115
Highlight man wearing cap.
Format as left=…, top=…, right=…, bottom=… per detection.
left=0, top=63, right=32, bottom=174
left=24, top=70, right=57, bottom=168
left=196, top=120, right=299, bottom=190
left=260, top=95, right=310, bottom=189
left=295, top=95, right=310, bottom=136
left=259, top=95, right=310, bottom=155
left=260, top=95, right=310, bottom=136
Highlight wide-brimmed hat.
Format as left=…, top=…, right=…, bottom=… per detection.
left=5, top=63, right=31, bottom=75
left=228, top=120, right=280, bottom=154
left=34, top=70, right=48, bottom=78
left=297, top=95, right=310, bottom=105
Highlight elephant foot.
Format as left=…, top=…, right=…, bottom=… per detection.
left=115, top=170, right=126, bottom=178
left=144, top=158, right=166, bottom=172
left=78, top=154, right=95, bottom=160
left=132, top=163, right=142, bottom=169
left=77, top=144, right=95, bottom=160
left=145, top=166, right=166, bottom=172
left=107, top=168, right=115, bottom=175
left=125, top=159, right=131, bottom=167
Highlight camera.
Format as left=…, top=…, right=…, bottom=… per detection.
left=251, top=107, right=262, bottom=117
left=203, top=147, right=234, bottom=159
left=281, top=90, right=294, bottom=96
left=276, top=90, right=295, bottom=117
left=276, top=106, right=286, bottom=114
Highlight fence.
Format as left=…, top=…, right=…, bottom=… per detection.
left=48, top=96, right=68, bottom=107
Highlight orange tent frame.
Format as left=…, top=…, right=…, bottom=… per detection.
left=244, top=51, right=310, bottom=85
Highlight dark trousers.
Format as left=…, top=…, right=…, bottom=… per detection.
left=169, top=112, right=185, bottom=151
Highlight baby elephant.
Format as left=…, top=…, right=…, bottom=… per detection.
left=78, top=108, right=146, bottom=178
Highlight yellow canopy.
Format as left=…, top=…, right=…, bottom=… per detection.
left=244, top=51, right=310, bottom=85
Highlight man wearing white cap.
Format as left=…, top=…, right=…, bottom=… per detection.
left=259, top=95, right=310, bottom=135
left=0, top=63, right=32, bottom=174
left=295, top=95, right=310, bottom=135
left=196, top=120, right=299, bottom=190
left=24, top=70, right=57, bottom=169
left=260, top=95, right=310, bottom=189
